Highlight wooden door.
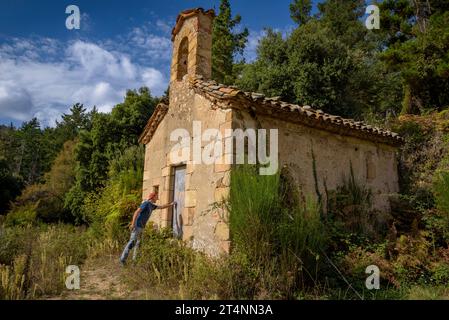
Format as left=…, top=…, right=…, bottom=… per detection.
left=172, top=166, right=186, bottom=238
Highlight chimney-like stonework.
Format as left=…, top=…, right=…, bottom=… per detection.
left=170, top=8, right=215, bottom=82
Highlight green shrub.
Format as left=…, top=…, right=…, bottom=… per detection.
left=430, top=262, right=449, bottom=285
left=7, top=140, right=78, bottom=225
left=423, top=209, right=449, bottom=246
left=108, top=145, right=144, bottom=194
left=124, top=227, right=276, bottom=300
left=124, top=228, right=197, bottom=293
left=0, top=225, right=37, bottom=266
left=79, top=145, right=144, bottom=242
left=228, top=165, right=282, bottom=264
left=4, top=203, right=38, bottom=227
left=429, top=168, right=449, bottom=245
left=433, top=170, right=449, bottom=215
left=28, top=225, right=90, bottom=297
left=337, top=244, right=400, bottom=295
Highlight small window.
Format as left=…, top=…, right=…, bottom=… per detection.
left=153, top=185, right=159, bottom=195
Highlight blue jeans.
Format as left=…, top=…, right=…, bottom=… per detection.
left=120, top=227, right=143, bottom=263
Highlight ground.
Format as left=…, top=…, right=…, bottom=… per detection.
left=44, top=254, right=169, bottom=300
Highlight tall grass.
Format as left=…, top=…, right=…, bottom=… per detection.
left=0, top=224, right=91, bottom=299
left=228, top=165, right=328, bottom=298
left=228, top=166, right=282, bottom=264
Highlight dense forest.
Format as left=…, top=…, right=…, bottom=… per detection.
left=1, top=0, right=449, bottom=300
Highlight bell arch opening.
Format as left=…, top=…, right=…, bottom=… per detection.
left=177, top=37, right=189, bottom=81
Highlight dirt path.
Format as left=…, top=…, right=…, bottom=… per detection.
left=45, top=254, right=129, bottom=300
left=45, top=253, right=172, bottom=300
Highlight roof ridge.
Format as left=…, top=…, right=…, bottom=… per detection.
left=138, top=101, right=169, bottom=144
left=189, top=76, right=403, bottom=146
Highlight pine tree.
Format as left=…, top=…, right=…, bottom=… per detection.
left=212, top=0, right=249, bottom=85
left=290, top=0, right=312, bottom=25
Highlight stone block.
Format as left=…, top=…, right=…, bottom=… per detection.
left=168, top=147, right=190, bottom=166
left=215, top=158, right=231, bottom=173
left=164, top=176, right=173, bottom=191
left=220, top=241, right=231, bottom=254
left=162, top=166, right=171, bottom=177
left=185, top=190, right=197, bottom=208
left=214, top=187, right=229, bottom=202
left=186, top=161, right=195, bottom=174
left=221, top=171, right=231, bottom=187
left=215, top=222, right=229, bottom=241
left=219, top=121, right=232, bottom=136
left=185, top=173, right=193, bottom=190
left=225, top=110, right=233, bottom=121
left=182, top=208, right=195, bottom=226
left=183, top=226, right=194, bottom=241
left=152, top=177, right=162, bottom=187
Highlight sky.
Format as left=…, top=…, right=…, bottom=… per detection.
left=0, top=0, right=303, bottom=127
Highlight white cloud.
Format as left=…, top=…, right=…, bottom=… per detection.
left=129, top=26, right=172, bottom=61
left=0, top=38, right=167, bottom=126
left=0, top=83, right=33, bottom=121
left=142, top=68, right=166, bottom=94
left=244, top=30, right=267, bottom=62
left=156, top=19, right=172, bottom=35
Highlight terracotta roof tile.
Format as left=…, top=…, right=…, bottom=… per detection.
left=188, top=76, right=403, bottom=147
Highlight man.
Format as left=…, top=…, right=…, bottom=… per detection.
left=120, top=192, right=175, bottom=265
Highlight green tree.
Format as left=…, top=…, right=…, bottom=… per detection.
left=7, top=140, right=77, bottom=223
left=290, top=0, right=312, bottom=25
left=238, top=0, right=381, bottom=118
left=378, top=0, right=415, bottom=46
left=74, top=88, right=157, bottom=192
left=381, top=4, right=449, bottom=114
left=110, top=87, right=158, bottom=145
left=212, top=0, right=249, bottom=84
left=74, top=112, right=112, bottom=192
left=317, top=0, right=367, bottom=46
left=237, top=29, right=294, bottom=101
left=0, top=124, right=21, bottom=176
left=16, top=118, right=52, bottom=185
left=65, top=88, right=158, bottom=220
left=0, top=158, right=23, bottom=215
left=54, top=103, right=91, bottom=144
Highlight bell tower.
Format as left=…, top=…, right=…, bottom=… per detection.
left=170, top=8, right=215, bottom=83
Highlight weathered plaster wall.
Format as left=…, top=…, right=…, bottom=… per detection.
left=233, top=109, right=400, bottom=212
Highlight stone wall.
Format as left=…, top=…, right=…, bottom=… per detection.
left=170, top=12, right=213, bottom=82
left=233, top=109, right=399, bottom=212
left=143, top=79, right=232, bottom=257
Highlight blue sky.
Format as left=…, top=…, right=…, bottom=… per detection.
left=0, top=0, right=305, bottom=127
